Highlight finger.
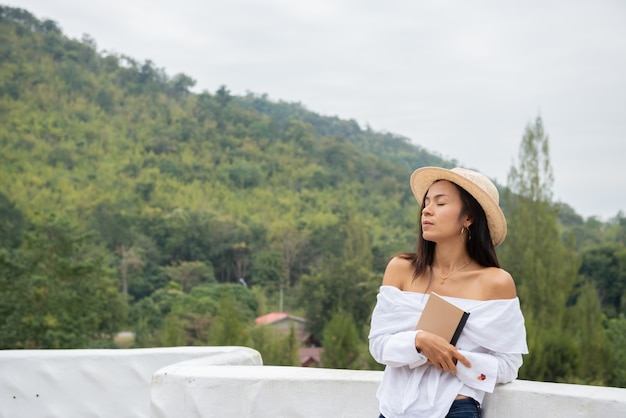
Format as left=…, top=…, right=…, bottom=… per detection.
left=454, top=352, right=471, bottom=368
left=447, top=359, right=458, bottom=375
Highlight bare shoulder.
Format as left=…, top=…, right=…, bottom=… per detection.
left=481, top=267, right=517, bottom=300
left=382, top=256, right=415, bottom=290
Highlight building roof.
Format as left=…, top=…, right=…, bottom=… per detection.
left=299, top=347, right=323, bottom=367
left=255, top=312, right=306, bottom=326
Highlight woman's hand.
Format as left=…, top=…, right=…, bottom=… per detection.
left=415, top=331, right=471, bottom=375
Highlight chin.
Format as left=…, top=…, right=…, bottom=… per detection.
left=422, top=234, right=437, bottom=243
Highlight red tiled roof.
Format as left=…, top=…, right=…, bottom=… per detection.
left=255, top=312, right=289, bottom=325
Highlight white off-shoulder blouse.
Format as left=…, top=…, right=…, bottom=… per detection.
left=369, top=286, right=528, bottom=418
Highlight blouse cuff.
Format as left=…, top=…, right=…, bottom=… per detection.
left=456, top=351, right=498, bottom=393
left=382, top=330, right=428, bottom=368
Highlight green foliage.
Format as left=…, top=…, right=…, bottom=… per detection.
left=207, top=288, right=248, bottom=346
left=161, top=313, right=185, bottom=347
left=0, top=6, right=420, bottom=303
left=501, top=116, right=612, bottom=385
left=321, top=311, right=362, bottom=369
left=605, top=316, right=626, bottom=387
left=130, top=283, right=257, bottom=346
left=579, top=243, right=626, bottom=318
left=248, top=324, right=300, bottom=366
left=566, top=281, right=612, bottom=384
left=0, top=192, right=27, bottom=249
left=298, top=207, right=381, bottom=340
left=0, top=213, right=125, bottom=348
left=298, top=257, right=377, bottom=341
left=250, top=250, right=284, bottom=289
left=162, top=260, right=216, bottom=292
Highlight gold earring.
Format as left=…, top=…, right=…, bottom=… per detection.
left=461, top=226, right=472, bottom=241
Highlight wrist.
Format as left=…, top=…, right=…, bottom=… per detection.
left=414, top=330, right=423, bottom=353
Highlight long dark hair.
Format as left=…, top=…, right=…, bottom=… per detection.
left=398, top=181, right=500, bottom=280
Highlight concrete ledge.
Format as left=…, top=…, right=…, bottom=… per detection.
left=2, top=347, right=625, bottom=418
left=151, top=364, right=626, bottom=418
left=0, top=346, right=262, bottom=418
left=150, top=365, right=383, bottom=418
left=483, top=379, right=626, bottom=417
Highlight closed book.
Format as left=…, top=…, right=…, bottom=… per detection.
left=416, top=292, right=469, bottom=346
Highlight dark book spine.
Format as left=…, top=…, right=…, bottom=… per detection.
left=450, top=311, right=470, bottom=346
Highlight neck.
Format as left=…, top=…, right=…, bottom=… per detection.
left=433, top=259, right=472, bottom=274
left=432, top=242, right=470, bottom=270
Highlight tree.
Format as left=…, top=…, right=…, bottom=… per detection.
left=0, top=213, right=125, bottom=348
left=264, top=223, right=309, bottom=311
left=247, top=323, right=300, bottom=366
left=579, top=243, right=626, bottom=317
left=89, top=202, right=134, bottom=251
left=250, top=249, right=284, bottom=289
left=117, top=245, right=144, bottom=296
left=231, top=241, right=251, bottom=282
left=501, top=116, right=608, bottom=383
left=0, top=192, right=26, bottom=249
left=298, top=208, right=378, bottom=340
left=605, top=315, right=626, bottom=387
left=228, top=161, right=263, bottom=188
left=130, top=291, right=167, bottom=347
left=162, top=260, right=215, bottom=293
left=566, top=280, right=612, bottom=384
left=321, top=311, right=361, bottom=369
left=284, top=324, right=301, bottom=366
left=161, top=313, right=184, bottom=347
left=207, top=288, right=248, bottom=346
left=126, top=233, right=168, bottom=300
left=250, top=249, right=284, bottom=311
left=169, top=73, right=196, bottom=98
left=269, top=223, right=309, bottom=288
left=216, top=85, right=231, bottom=107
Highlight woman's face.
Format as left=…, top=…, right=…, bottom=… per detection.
left=420, top=180, right=470, bottom=244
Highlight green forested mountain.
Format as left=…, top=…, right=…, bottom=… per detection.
left=1, top=6, right=625, bottom=387
left=0, top=5, right=442, bottom=348
left=0, top=6, right=447, bottom=288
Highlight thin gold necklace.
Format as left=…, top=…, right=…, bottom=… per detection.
left=435, top=260, right=472, bottom=285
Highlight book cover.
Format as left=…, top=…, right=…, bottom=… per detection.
left=415, top=292, right=470, bottom=346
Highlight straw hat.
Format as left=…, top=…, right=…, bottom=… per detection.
left=410, top=167, right=507, bottom=247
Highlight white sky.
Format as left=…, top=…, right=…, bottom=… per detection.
left=8, top=0, right=626, bottom=220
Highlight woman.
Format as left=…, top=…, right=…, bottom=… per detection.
left=369, top=167, right=528, bottom=418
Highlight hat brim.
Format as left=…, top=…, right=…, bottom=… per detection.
left=410, top=167, right=507, bottom=247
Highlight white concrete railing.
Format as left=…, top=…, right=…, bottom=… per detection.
left=1, top=346, right=625, bottom=417
left=0, top=346, right=262, bottom=418
left=152, top=363, right=626, bottom=418
left=151, top=364, right=382, bottom=417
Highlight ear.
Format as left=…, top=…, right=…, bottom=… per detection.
left=463, top=214, right=473, bottom=228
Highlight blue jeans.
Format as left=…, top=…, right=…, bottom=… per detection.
left=378, top=397, right=481, bottom=418
left=445, top=398, right=482, bottom=418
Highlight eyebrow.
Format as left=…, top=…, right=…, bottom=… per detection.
left=424, top=193, right=449, bottom=201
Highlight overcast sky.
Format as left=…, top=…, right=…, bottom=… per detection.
left=8, top=0, right=626, bottom=219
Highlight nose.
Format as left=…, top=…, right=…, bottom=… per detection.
left=422, top=202, right=432, bottom=215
